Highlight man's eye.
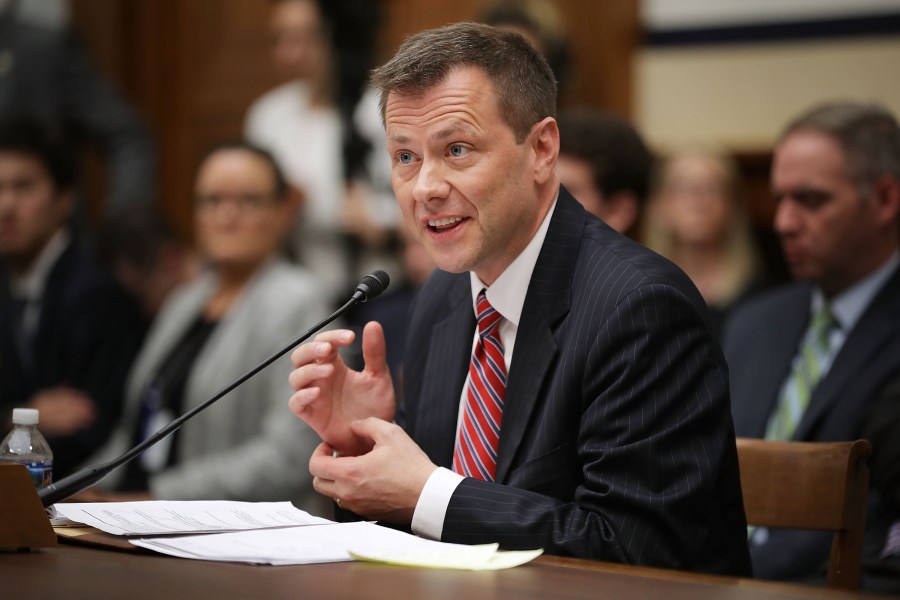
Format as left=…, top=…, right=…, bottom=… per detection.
left=12, top=180, right=36, bottom=194
left=396, top=151, right=414, bottom=165
left=449, top=145, right=468, bottom=157
left=793, top=191, right=831, bottom=209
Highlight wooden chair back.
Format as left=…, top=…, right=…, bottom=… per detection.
left=735, top=437, right=872, bottom=590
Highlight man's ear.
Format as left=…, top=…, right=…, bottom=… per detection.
left=873, top=174, right=900, bottom=229
left=531, top=117, right=559, bottom=186
left=56, top=187, right=75, bottom=221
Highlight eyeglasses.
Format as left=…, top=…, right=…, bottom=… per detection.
left=194, top=193, right=280, bottom=212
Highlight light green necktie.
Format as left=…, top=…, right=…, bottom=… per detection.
left=765, top=305, right=838, bottom=441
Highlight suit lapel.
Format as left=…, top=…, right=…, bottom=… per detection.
left=415, top=278, right=473, bottom=468
left=744, top=288, right=811, bottom=438
left=123, top=275, right=214, bottom=412
left=795, top=267, right=900, bottom=439
left=495, top=190, right=582, bottom=482
left=31, top=242, right=78, bottom=384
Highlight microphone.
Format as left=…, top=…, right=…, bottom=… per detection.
left=351, top=269, right=390, bottom=303
left=39, top=270, right=391, bottom=507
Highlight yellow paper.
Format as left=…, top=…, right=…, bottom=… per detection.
left=349, top=543, right=543, bottom=570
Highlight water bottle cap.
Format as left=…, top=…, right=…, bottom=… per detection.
left=12, top=407, right=39, bottom=425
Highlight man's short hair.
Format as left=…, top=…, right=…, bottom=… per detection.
left=780, top=101, right=900, bottom=197
left=0, top=117, right=76, bottom=191
left=558, top=109, right=653, bottom=205
left=370, top=22, right=557, bottom=143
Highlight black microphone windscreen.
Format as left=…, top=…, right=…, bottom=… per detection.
left=357, top=270, right=390, bottom=301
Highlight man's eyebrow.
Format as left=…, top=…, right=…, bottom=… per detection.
left=431, top=123, right=470, bottom=142
left=771, top=186, right=832, bottom=200
left=387, top=133, right=409, bottom=146
left=387, top=122, right=474, bottom=146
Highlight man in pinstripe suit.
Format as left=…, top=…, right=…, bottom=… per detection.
left=288, top=22, right=751, bottom=576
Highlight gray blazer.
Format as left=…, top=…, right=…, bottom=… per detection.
left=93, top=259, right=327, bottom=513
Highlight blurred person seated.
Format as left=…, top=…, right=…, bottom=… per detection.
left=96, top=205, right=200, bottom=322
left=83, top=142, right=326, bottom=513
left=644, top=148, right=767, bottom=336
left=245, top=0, right=398, bottom=304
left=723, top=102, right=900, bottom=589
left=0, top=4, right=155, bottom=214
left=0, top=117, right=143, bottom=477
left=557, top=108, right=653, bottom=238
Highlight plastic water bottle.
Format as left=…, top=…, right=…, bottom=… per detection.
left=0, top=408, right=53, bottom=489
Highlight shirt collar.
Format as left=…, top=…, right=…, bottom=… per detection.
left=470, top=197, right=558, bottom=327
left=812, top=250, right=900, bottom=332
left=11, top=229, right=70, bottom=301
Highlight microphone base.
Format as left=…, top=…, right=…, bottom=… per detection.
left=0, top=463, right=56, bottom=549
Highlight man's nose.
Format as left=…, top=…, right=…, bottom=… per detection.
left=0, top=186, right=16, bottom=212
left=774, top=199, right=800, bottom=236
left=412, top=159, right=450, bottom=204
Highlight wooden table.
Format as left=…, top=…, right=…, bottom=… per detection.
left=0, top=542, right=891, bottom=600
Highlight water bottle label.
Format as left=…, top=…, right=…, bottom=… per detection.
left=25, top=462, right=53, bottom=489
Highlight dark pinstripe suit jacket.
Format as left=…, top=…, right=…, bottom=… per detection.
left=724, top=267, right=900, bottom=582
left=400, top=189, right=752, bottom=576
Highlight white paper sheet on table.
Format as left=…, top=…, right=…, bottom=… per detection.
left=51, top=500, right=542, bottom=570
left=52, top=500, right=331, bottom=536
left=130, top=521, right=542, bottom=569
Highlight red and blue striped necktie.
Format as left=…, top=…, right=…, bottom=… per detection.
left=452, top=290, right=506, bottom=481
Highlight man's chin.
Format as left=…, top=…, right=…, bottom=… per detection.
left=427, top=254, right=472, bottom=275
left=787, top=264, right=820, bottom=283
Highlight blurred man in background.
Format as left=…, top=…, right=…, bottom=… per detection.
left=723, top=101, right=900, bottom=589
left=557, top=109, right=652, bottom=238
left=0, top=118, right=143, bottom=476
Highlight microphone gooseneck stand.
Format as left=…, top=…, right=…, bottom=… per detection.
left=39, top=271, right=391, bottom=507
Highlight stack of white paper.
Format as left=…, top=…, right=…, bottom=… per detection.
left=53, top=501, right=331, bottom=536
left=52, top=501, right=542, bottom=570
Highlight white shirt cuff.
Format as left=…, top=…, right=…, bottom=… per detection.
left=410, top=467, right=465, bottom=540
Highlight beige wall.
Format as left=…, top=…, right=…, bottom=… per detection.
left=635, top=36, right=900, bottom=153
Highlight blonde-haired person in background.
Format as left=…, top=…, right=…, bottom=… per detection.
left=643, top=148, right=768, bottom=336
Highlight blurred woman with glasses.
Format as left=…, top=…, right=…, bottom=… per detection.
left=83, top=142, right=328, bottom=515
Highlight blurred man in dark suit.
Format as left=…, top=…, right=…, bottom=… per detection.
left=723, top=102, right=900, bottom=588
left=0, top=118, right=143, bottom=476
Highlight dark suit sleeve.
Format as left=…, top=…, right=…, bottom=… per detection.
left=441, top=281, right=748, bottom=574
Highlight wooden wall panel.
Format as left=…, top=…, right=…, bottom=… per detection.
left=378, top=0, right=638, bottom=114
left=70, top=0, right=639, bottom=237
left=560, top=0, right=640, bottom=116
left=72, top=0, right=289, bottom=238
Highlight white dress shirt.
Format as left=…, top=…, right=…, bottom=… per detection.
left=411, top=199, right=558, bottom=540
